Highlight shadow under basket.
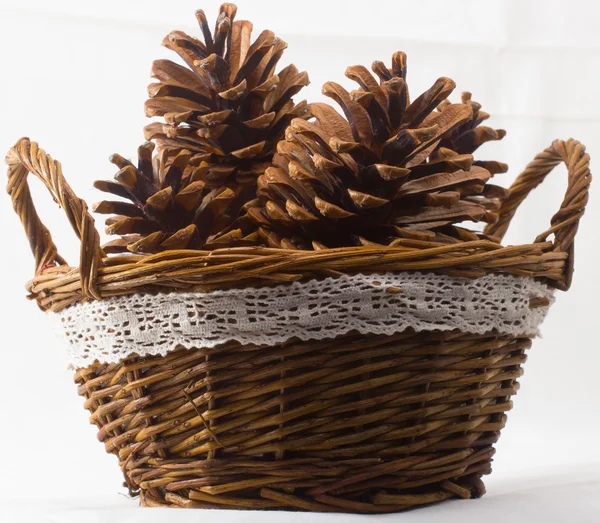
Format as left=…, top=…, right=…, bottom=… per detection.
left=6, top=137, right=591, bottom=513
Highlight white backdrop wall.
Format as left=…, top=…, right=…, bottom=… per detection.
left=0, top=0, right=598, bottom=504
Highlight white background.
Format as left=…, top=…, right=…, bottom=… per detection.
left=0, top=0, right=599, bottom=521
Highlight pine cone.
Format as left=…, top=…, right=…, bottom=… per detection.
left=246, top=52, right=508, bottom=249
left=93, top=142, right=257, bottom=253
left=144, top=3, right=310, bottom=187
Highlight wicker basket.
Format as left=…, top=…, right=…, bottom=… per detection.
left=6, top=137, right=591, bottom=513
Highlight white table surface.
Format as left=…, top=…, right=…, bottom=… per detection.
left=2, top=463, right=598, bottom=523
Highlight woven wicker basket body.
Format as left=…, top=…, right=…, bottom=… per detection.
left=6, top=138, right=591, bottom=513
left=76, top=332, right=527, bottom=511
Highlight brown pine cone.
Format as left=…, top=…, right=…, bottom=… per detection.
left=144, top=3, right=310, bottom=188
left=242, top=52, right=507, bottom=249
left=93, top=142, right=257, bottom=253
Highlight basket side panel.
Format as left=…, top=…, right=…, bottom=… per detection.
left=75, top=330, right=530, bottom=513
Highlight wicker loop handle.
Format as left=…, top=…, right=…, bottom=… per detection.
left=5, top=138, right=102, bottom=300
left=484, top=138, right=591, bottom=289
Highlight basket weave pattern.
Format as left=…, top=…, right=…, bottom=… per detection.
left=5, top=137, right=591, bottom=512
left=75, top=331, right=529, bottom=511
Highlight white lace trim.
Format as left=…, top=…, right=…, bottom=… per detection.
left=51, top=272, right=555, bottom=368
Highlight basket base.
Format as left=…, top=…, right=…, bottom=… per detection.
left=75, top=330, right=530, bottom=513
left=135, top=454, right=489, bottom=512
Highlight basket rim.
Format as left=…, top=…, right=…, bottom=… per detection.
left=29, top=240, right=566, bottom=312
left=6, top=137, right=591, bottom=312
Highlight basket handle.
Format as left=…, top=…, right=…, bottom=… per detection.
left=484, top=138, right=591, bottom=290
left=6, top=137, right=103, bottom=300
